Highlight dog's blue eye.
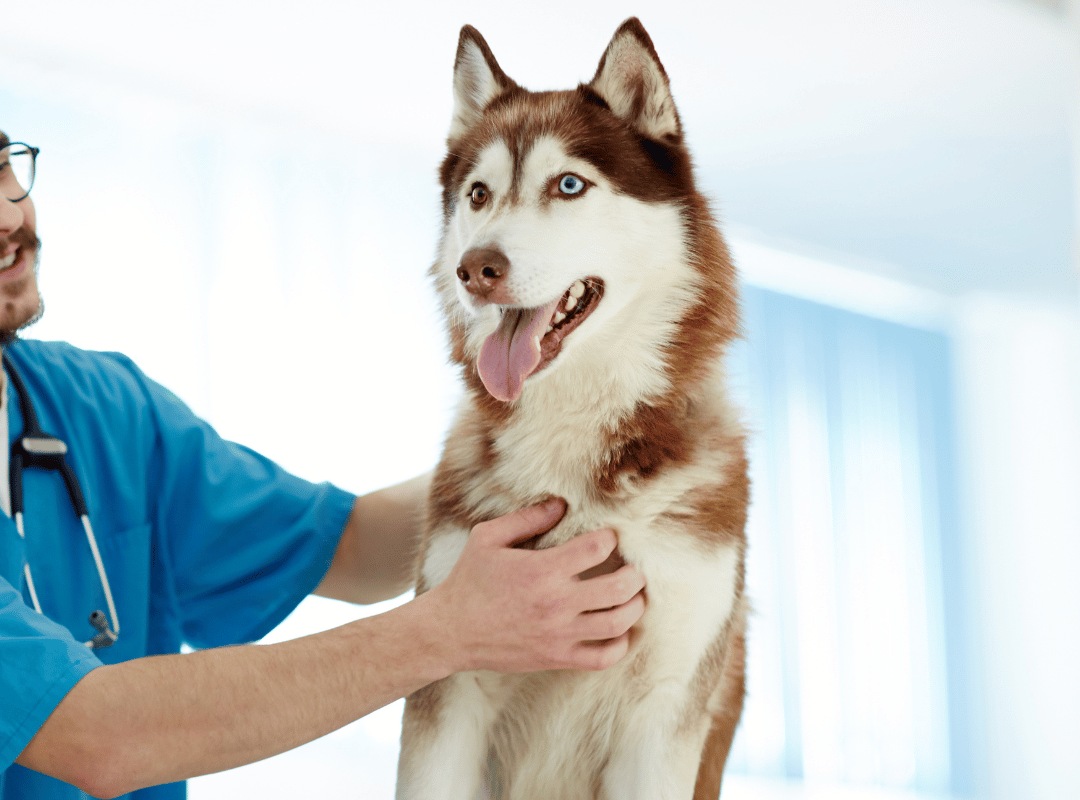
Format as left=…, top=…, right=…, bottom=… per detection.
left=558, top=174, right=586, bottom=195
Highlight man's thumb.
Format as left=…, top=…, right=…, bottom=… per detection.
left=479, top=497, right=567, bottom=548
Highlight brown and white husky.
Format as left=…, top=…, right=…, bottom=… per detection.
left=398, top=18, right=749, bottom=800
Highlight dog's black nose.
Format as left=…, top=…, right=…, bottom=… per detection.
left=457, top=248, right=510, bottom=298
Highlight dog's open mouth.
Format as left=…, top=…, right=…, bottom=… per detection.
left=477, top=277, right=605, bottom=402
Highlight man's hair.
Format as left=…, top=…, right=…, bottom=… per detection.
left=0, top=130, right=9, bottom=148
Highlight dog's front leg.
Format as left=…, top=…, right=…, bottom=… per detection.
left=599, top=684, right=714, bottom=800
left=397, top=672, right=498, bottom=800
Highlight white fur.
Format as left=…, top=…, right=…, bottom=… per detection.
left=411, top=506, right=741, bottom=800
left=396, top=672, right=496, bottom=800
left=404, top=399, right=747, bottom=800
left=421, top=525, right=470, bottom=589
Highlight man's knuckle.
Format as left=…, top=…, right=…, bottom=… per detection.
left=579, top=536, right=600, bottom=558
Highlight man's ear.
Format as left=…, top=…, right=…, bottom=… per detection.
left=589, top=17, right=681, bottom=143
left=449, top=25, right=518, bottom=142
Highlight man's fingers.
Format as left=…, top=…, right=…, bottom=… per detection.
left=575, top=591, right=646, bottom=642
left=474, top=498, right=567, bottom=548
left=550, top=528, right=619, bottom=575
left=578, top=565, right=646, bottom=612
left=568, top=632, right=632, bottom=672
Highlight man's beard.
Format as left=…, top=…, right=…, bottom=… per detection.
left=0, top=225, right=44, bottom=346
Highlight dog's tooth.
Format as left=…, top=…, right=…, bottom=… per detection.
left=564, top=297, right=577, bottom=312
left=554, top=310, right=566, bottom=324
left=569, top=280, right=585, bottom=299
left=546, top=324, right=553, bottom=334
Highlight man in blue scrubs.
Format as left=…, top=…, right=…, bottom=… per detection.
left=0, top=132, right=646, bottom=799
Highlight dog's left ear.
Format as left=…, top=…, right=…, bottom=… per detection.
left=589, top=18, right=681, bottom=143
left=449, top=25, right=518, bottom=142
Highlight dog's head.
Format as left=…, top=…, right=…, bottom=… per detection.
left=434, top=18, right=733, bottom=405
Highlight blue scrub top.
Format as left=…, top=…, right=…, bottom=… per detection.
left=0, top=340, right=355, bottom=799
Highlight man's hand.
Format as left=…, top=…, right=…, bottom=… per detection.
left=424, top=499, right=647, bottom=674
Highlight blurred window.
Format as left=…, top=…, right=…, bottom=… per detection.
left=727, top=286, right=959, bottom=797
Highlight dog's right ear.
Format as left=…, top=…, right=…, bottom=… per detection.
left=449, top=25, right=518, bottom=142
left=589, top=18, right=681, bottom=143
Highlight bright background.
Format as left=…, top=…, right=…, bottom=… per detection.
left=2, top=1, right=1078, bottom=799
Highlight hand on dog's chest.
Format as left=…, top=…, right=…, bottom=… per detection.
left=511, top=518, right=627, bottom=579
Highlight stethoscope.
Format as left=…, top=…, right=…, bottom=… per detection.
left=3, top=352, right=119, bottom=649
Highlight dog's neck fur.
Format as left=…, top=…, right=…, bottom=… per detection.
left=455, top=305, right=726, bottom=510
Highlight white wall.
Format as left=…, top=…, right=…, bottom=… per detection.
left=951, top=296, right=1080, bottom=800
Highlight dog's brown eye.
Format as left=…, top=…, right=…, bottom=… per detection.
left=470, top=184, right=489, bottom=207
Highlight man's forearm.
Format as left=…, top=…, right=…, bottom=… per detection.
left=16, top=592, right=453, bottom=798
left=316, top=473, right=430, bottom=605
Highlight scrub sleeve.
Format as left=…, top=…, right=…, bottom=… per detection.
left=0, top=340, right=356, bottom=800
left=0, top=580, right=102, bottom=768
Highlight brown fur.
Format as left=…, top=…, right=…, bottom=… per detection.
left=659, top=447, right=751, bottom=549
left=692, top=624, right=748, bottom=800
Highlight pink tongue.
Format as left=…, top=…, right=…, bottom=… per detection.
left=477, top=297, right=563, bottom=402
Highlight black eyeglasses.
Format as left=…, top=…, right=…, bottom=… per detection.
left=0, top=142, right=40, bottom=203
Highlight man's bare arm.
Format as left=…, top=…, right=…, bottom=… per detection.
left=15, top=500, right=645, bottom=798
left=314, top=473, right=430, bottom=605
left=16, top=594, right=453, bottom=798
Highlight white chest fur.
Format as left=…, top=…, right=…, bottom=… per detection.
left=416, top=441, right=745, bottom=800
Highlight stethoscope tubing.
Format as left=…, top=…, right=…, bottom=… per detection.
left=3, top=351, right=119, bottom=649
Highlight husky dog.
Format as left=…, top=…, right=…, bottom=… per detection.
left=398, top=18, right=749, bottom=800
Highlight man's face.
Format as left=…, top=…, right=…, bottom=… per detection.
left=0, top=131, right=43, bottom=335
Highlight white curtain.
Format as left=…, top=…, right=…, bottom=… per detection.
left=726, top=288, right=955, bottom=797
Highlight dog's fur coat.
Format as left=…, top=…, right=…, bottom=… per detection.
left=397, top=18, right=749, bottom=800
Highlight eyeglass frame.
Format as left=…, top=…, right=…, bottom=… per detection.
left=0, top=142, right=40, bottom=203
